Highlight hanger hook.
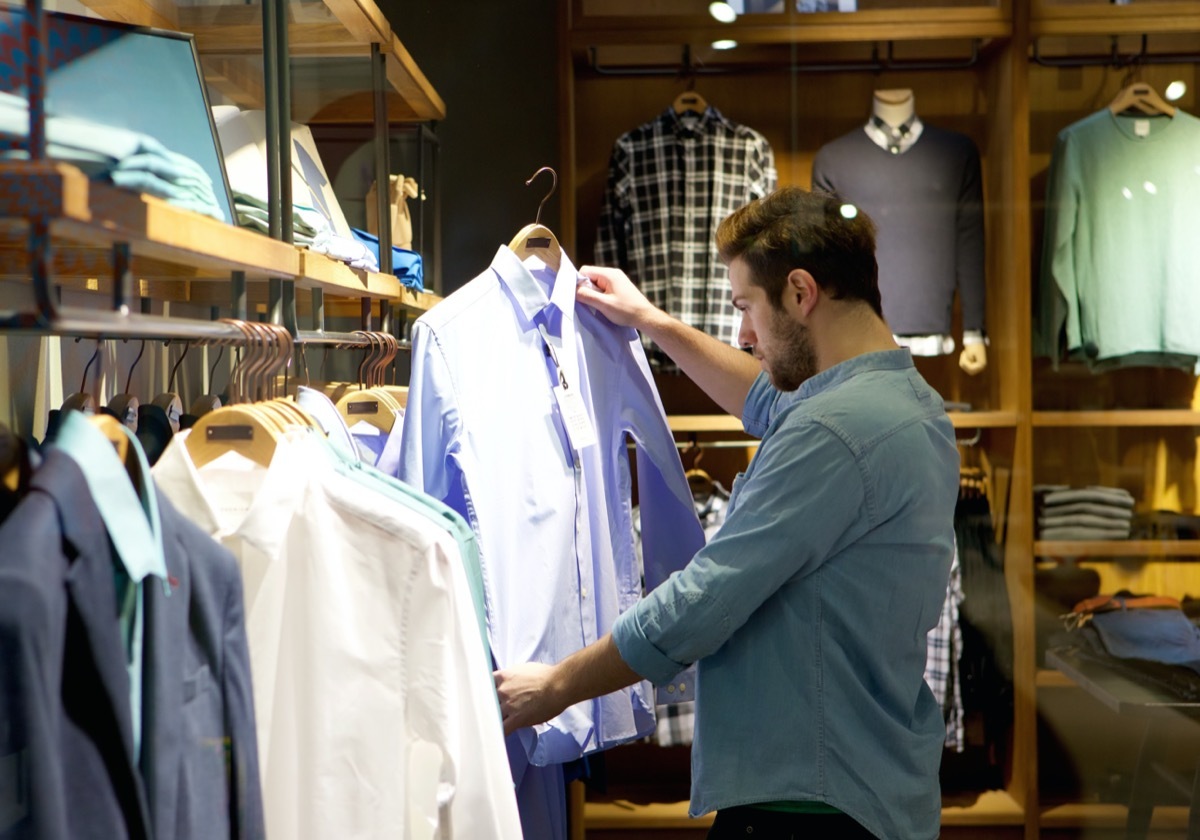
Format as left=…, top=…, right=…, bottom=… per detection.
left=125, top=339, right=146, bottom=395
left=524, top=166, right=557, bottom=226
left=208, top=343, right=226, bottom=394
left=167, top=340, right=191, bottom=394
left=79, top=340, right=100, bottom=394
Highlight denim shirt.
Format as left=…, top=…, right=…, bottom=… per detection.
left=612, top=350, right=959, bottom=839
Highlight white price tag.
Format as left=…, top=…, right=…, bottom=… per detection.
left=1134, top=119, right=1151, bottom=137
left=554, top=378, right=597, bottom=451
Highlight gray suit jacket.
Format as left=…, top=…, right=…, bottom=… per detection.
left=0, top=448, right=264, bottom=840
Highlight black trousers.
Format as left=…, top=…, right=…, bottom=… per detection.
left=706, top=805, right=877, bottom=839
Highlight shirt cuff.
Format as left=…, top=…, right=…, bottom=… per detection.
left=962, top=330, right=987, bottom=346
left=612, top=605, right=689, bottom=687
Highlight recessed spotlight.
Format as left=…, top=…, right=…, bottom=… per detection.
left=711, top=39, right=738, bottom=50
left=708, top=2, right=738, bottom=23
left=839, top=204, right=858, bottom=219
left=1166, top=80, right=1187, bottom=101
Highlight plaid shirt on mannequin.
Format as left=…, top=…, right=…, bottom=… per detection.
left=596, top=106, right=777, bottom=372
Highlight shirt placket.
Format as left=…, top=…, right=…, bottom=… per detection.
left=539, top=315, right=599, bottom=751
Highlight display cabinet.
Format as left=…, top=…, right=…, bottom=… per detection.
left=0, top=0, right=443, bottom=334
left=560, top=1, right=1200, bottom=838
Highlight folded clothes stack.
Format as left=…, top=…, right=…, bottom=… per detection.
left=0, top=91, right=226, bottom=222
left=1034, top=484, right=1134, bottom=540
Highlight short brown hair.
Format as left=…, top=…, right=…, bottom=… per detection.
left=716, top=187, right=882, bottom=317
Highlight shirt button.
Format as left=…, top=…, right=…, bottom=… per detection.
left=679, top=683, right=687, bottom=692
left=666, top=684, right=675, bottom=694
left=581, top=587, right=588, bottom=598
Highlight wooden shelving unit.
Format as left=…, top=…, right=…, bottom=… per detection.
left=563, top=2, right=1200, bottom=838
left=5, top=0, right=446, bottom=322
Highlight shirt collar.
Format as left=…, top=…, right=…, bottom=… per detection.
left=52, top=410, right=167, bottom=586
left=798, top=348, right=915, bottom=400
left=296, top=385, right=360, bottom=461
left=664, top=104, right=725, bottom=139
left=863, top=115, right=924, bottom=155
left=152, top=429, right=311, bottom=559
left=491, top=244, right=579, bottom=328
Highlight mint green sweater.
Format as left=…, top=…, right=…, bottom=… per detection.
left=1036, top=109, right=1200, bottom=369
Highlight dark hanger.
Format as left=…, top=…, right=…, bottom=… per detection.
left=189, top=343, right=225, bottom=418
left=152, top=340, right=188, bottom=434
left=107, top=339, right=145, bottom=432
left=61, top=339, right=100, bottom=414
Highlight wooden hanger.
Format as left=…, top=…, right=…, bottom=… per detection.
left=88, top=412, right=132, bottom=472
left=0, top=422, right=26, bottom=495
left=184, top=319, right=284, bottom=469
left=186, top=405, right=284, bottom=469
left=336, top=332, right=399, bottom=433
left=1108, top=82, right=1176, bottom=117
left=673, top=90, right=708, bottom=116
left=508, top=166, right=562, bottom=272
left=686, top=467, right=716, bottom=500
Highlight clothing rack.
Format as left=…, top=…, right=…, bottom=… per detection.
left=586, top=40, right=980, bottom=77
left=1030, top=34, right=1200, bottom=68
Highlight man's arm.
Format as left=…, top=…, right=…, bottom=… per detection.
left=494, top=633, right=641, bottom=736
left=577, top=266, right=761, bottom=418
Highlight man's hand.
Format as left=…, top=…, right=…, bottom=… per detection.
left=576, top=265, right=663, bottom=331
left=494, top=662, right=567, bottom=736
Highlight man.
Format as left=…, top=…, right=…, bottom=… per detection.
left=494, top=187, right=959, bottom=839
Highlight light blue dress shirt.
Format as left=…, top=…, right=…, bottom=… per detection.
left=612, top=351, right=959, bottom=840
left=398, top=246, right=705, bottom=766
left=52, top=410, right=169, bottom=762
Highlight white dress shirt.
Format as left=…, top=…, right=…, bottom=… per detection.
left=152, top=431, right=521, bottom=840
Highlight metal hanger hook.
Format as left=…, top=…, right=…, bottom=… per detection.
left=524, top=166, right=558, bottom=226
left=125, top=339, right=146, bottom=395
left=79, top=339, right=100, bottom=394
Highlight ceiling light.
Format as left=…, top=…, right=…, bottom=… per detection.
left=708, top=2, right=738, bottom=23
left=711, top=39, right=738, bottom=50
left=1165, top=80, right=1187, bottom=101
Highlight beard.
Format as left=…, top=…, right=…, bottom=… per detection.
left=765, top=307, right=817, bottom=392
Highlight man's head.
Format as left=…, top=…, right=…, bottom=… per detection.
left=717, top=188, right=882, bottom=391
left=715, top=186, right=881, bottom=317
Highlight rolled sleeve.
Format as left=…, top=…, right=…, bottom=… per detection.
left=612, top=602, right=691, bottom=686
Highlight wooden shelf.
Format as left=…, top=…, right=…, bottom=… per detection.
left=584, top=790, right=1024, bottom=829
left=1033, top=410, right=1200, bottom=427
left=1037, top=669, right=1076, bottom=689
left=0, top=162, right=441, bottom=311
left=667, top=414, right=745, bottom=434
left=665, top=411, right=1014, bottom=435
left=1040, top=803, right=1191, bottom=830
left=1032, top=3, right=1200, bottom=36
left=950, top=410, right=1018, bottom=428
left=1035, top=540, right=1200, bottom=558
left=570, top=8, right=1010, bottom=47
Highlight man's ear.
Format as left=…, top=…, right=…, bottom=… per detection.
left=786, top=269, right=818, bottom=318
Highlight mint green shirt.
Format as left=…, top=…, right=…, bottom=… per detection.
left=1037, top=109, right=1200, bottom=369
left=53, top=411, right=169, bottom=761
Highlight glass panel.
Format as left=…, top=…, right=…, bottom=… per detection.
left=0, top=3, right=239, bottom=223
